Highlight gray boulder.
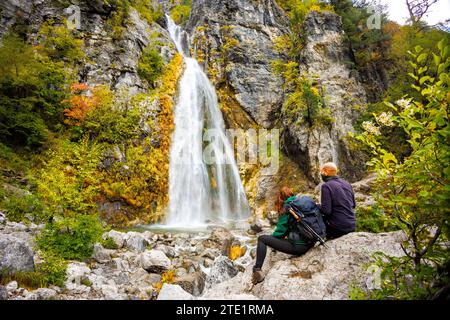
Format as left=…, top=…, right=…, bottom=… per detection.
left=124, top=232, right=147, bottom=252
left=0, top=234, right=34, bottom=273
left=140, top=250, right=171, bottom=274
left=174, top=271, right=206, bottom=296
left=206, top=256, right=239, bottom=287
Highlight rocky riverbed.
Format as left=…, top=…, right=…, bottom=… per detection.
left=0, top=210, right=406, bottom=300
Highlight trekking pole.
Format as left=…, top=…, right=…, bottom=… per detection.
left=300, top=219, right=327, bottom=246
left=288, top=208, right=327, bottom=247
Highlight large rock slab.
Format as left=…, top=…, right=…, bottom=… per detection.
left=201, top=231, right=406, bottom=300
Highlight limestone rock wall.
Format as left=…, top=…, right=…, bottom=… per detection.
left=186, top=0, right=289, bottom=128
left=282, top=11, right=368, bottom=182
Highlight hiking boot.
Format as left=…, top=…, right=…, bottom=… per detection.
left=252, top=270, right=265, bottom=285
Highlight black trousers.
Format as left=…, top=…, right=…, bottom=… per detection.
left=253, top=235, right=312, bottom=270
left=326, top=223, right=353, bottom=240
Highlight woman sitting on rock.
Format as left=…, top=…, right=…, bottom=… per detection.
left=252, top=187, right=314, bottom=284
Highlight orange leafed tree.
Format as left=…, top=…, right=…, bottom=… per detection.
left=63, top=83, right=99, bottom=126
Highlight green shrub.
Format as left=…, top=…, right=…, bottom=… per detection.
left=81, top=86, right=142, bottom=143
left=137, top=46, right=165, bottom=85
left=0, top=191, right=49, bottom=224
left=275, top=0, right=333, bottom=59
left=37, top=214, right=104, bottom=261
left=170, top=0, right=191, bottom=25
left=360, top=252, right=449, bottom=300
left=0, top=253, right=66, bottom=289
left=36, top=252, right=67, bottom=287
left=355, top=205, right=398, bottom=233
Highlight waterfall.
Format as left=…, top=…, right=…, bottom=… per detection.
left=164, top=15, right=250, bottom=228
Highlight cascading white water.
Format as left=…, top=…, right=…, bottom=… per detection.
left=165, top=15, right=250, bottom=228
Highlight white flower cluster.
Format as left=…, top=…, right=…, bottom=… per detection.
left=396, top=99, right=411, bottom=109
left=362, top=121, right=381, bottom=136
left=396, top=98, right=416, bottom=116
left=376, top=112, right=394, bottom=127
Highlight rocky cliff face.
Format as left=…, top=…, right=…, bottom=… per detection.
left=282, top=11, right=368, bottom=183
left=0, top=0, right=175, bottom=94
left=186, top=0, right=289, bottom=128
left=185, top=2, right=368, bottom=183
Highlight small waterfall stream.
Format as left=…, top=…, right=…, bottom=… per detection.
left=164, top=15, right=250, bottom=229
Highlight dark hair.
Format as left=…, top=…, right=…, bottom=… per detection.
left=275, top=186, right=294, bottom=213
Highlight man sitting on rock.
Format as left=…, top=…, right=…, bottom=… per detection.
left=319, top=162, right=356, bottom=239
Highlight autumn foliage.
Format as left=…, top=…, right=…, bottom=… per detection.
left=63, top=83, right=98, bottom=126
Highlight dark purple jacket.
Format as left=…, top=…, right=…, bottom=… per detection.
left=320, top=177, right=356, bottom=232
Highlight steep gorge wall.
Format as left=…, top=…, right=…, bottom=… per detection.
left=282, top=11, right=368, bottom=183
left=0, top=0, right=175, bottom=93
left=185, top=0, right=368, bottom=201
left=186, top=0, right=289, bottom=128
